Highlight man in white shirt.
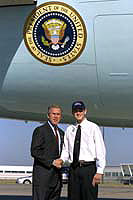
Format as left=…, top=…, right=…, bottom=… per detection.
left=61, top=101, right=106, bottom=200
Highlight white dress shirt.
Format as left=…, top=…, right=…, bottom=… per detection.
left=61, top=118, right=106, bottom=174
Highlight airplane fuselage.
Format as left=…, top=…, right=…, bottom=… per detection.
left=0, top=0, right=133, bottom=127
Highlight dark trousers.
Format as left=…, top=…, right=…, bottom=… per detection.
left=33, top=178, right=62, bottom=200
left=68, top=163, right=98, bottom=200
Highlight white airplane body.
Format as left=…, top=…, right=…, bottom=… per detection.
left=0, top=0, right=133, bottom=126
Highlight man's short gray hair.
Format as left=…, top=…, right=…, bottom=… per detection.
left=48, top=104, right=62, bottom=114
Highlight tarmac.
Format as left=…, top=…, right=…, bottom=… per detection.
left=0, top=184, right=133, bottom=200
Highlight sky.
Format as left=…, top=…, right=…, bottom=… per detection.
left=0, top=118, right=133, bottom=167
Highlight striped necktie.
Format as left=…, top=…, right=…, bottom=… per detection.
left=54, top=125, right=59, bottom=144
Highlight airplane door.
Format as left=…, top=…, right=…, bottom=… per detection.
left=94, top=14, right=133, bottom=117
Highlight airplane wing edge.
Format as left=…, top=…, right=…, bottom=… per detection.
left=0, top=0, right=37, bottom=7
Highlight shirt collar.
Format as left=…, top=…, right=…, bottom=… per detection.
left=76, top=118, right=87, bottom=128
left=48, top=120, right=57, bottom=129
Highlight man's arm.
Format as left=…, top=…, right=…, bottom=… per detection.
left=92, top=126, right=105, bottom=186
left=94, top=125, right=106, bottom=175
left=60, top=127, right=70, bottom=163
left=31, top=127, right=54, bottom=168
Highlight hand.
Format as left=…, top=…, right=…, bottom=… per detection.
left=92, top=173, right=102, bottom=187
left=53, top=159, right=63, bottom=168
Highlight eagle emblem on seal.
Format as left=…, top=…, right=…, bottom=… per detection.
left=41, top=18, right=69, bottom=50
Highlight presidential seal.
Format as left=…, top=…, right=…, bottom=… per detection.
left=23, top=2, right=87, bottom=66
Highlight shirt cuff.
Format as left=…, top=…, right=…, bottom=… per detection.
left=96, top=167, right=104, bottom=174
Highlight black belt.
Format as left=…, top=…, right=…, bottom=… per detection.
left=71, top=160, right=96, bottom=168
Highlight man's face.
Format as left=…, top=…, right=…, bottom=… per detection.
left=73, top=109, right=87, bottom=123
left=48, top=107, right=62, bottom=125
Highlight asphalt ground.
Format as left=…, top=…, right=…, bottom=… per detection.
left=0, top=184, right=133, bottom=200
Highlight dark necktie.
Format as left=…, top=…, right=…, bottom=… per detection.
left=54, top=125, right=59, bottom=144
left=73, top=125, right=81, bottom=167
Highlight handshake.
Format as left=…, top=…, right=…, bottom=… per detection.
left=53, top=158, right=63, bottom=168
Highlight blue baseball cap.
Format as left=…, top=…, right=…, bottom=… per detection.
left=72, top=101, right=86, bottom=112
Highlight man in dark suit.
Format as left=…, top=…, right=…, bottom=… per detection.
left=31, top=104, right=64, bottom=200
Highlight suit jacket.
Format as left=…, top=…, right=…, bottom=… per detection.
left=31, top=121, right=64, bottom=189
